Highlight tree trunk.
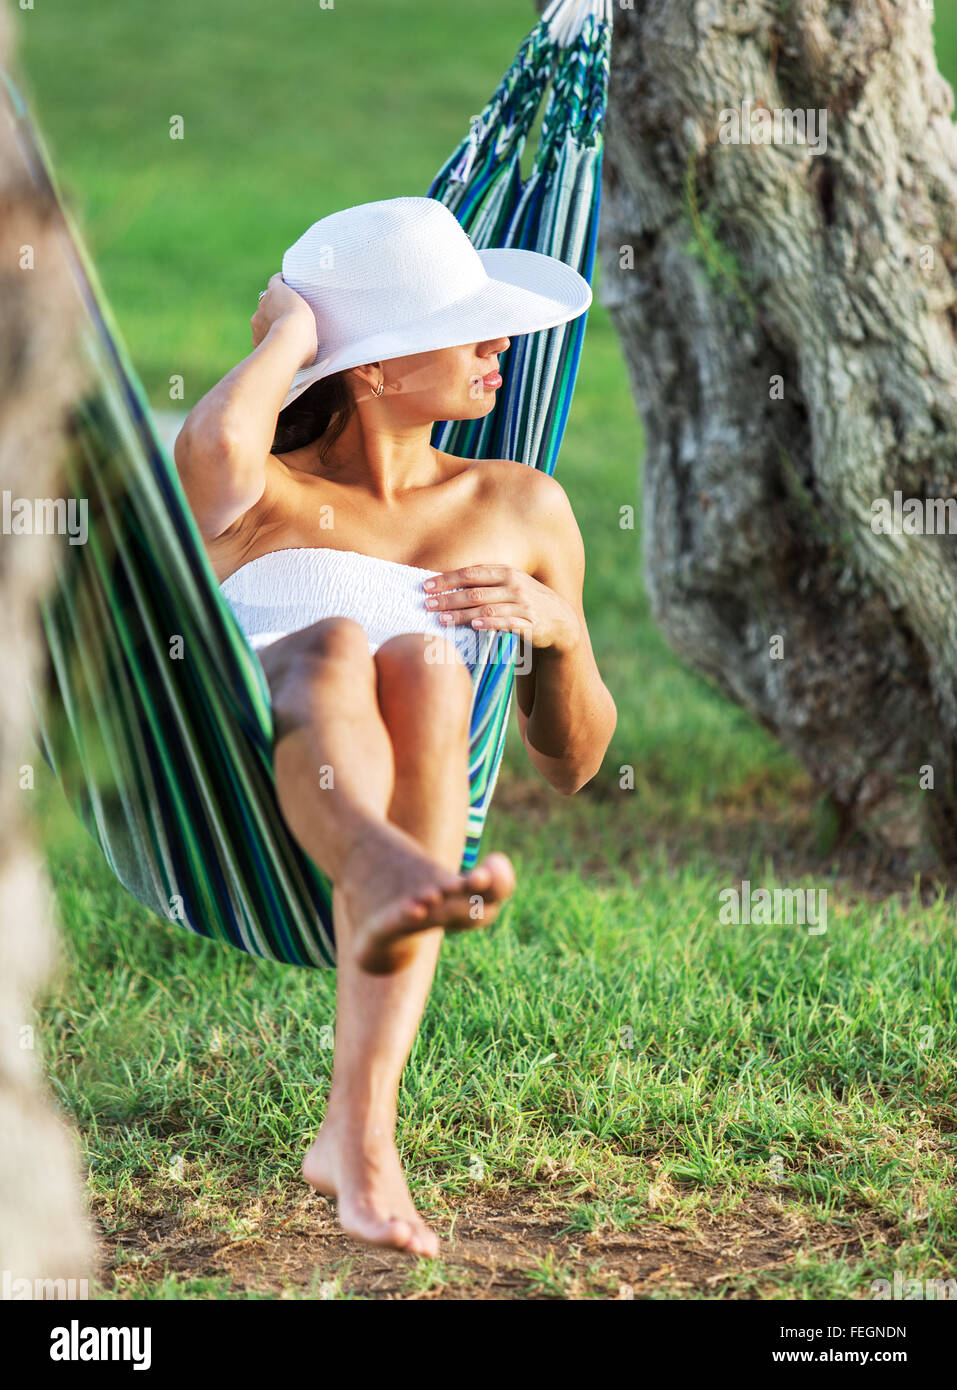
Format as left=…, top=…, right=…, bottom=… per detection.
left=597, top=0, right=957, bottom=861
left=0, top=4, right=95, bottom=1295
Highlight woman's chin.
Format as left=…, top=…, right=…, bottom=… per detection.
left=438, top=398, right=497, bottom=422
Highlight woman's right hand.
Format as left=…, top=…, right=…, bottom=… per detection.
left=251, top=271, right=318, bottom=369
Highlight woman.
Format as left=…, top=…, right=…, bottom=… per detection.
left=175, top=197, right=617, bottom=1257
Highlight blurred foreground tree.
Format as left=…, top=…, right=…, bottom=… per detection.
left=597, top=0, right=957, bottom=861
left=0, top=3, right=94, bottom=1293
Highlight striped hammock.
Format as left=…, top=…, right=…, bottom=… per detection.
left=8, top=0, right=612, bottom=968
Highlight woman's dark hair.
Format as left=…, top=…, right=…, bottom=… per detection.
left=270, top=370, right=356, bottom=460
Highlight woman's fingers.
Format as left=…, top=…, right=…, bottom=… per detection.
left=437, top=603, right=531, bottom=633
left=250, top=273, right=317, bottom=364
left=425, top=583, right=521, bottom=611
left=423, top=563, right=513, bottom=594
left=250, top=275, right=279, bottom=346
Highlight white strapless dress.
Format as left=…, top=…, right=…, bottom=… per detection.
left=220, top=546, right=484, bottom=670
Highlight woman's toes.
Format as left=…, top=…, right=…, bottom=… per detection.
left=345, top=1212, right=414, bottom=1250
left=472, top=852, right=515, bottom=897
left=414, top=883, right=445, bottom=908
left=405, top=1224, right=440, bottom=1257
left=461, top=856, right=513, bottom=908
left=384, top=1217, right=416, bottom=1249
left=399, top=897, right=430, bottom=923
left=464, top=866, right=491, bottom=895
left=416, top=872, right=464, bottom=907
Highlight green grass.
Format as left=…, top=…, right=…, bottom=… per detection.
left=15, top=0, right=957, bottom=1299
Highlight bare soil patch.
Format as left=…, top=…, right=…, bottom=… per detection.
left=97, top=1189, right=895, bottom=1300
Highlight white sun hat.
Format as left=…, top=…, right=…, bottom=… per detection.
left=277, top=196, right=593, bottom=412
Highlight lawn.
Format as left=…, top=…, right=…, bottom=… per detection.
left=15, top=0, right=957, bottom=1298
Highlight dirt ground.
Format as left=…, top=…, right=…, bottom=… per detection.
left=98, top=1188, right=897, bottom=1301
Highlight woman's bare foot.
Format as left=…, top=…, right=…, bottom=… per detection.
left=340, top=831, right=516, bottom=974
left=302, top=1115, right=439, bottom=1258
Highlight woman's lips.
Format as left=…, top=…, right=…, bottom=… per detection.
left=481, top=371, right=502, bottom=389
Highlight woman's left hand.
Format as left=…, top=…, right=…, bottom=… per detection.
left=422, top=564, right=580, bottom=653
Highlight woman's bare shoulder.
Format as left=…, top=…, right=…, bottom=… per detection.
left=448, top=457, right=579, bottom=580
left=473, top=459, right=575, bottom=532
left=451, top=454, right=568, bottom=502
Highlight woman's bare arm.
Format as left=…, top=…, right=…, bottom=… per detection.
left=174, top=273, right=317, bottom=539
left=420, top=469, right=616, bottom=794
left=513, top=476, right=617, bottom=794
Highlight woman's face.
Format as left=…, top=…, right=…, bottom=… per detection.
left=359, top=337, right=510, bottom=422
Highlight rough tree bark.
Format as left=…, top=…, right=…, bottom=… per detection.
left=595, top=0, right=957, bottom=860
left=0, top=4, right=95, bottom=1294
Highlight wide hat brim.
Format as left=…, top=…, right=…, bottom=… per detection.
left=278, top=246, right=592, bottom=413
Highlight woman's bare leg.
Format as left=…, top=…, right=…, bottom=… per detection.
left=259, top=619, right=515, bottom=1255
left=262, top=619, right=513, bottom=973
left=302, top=634, right=489, bottom=1256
